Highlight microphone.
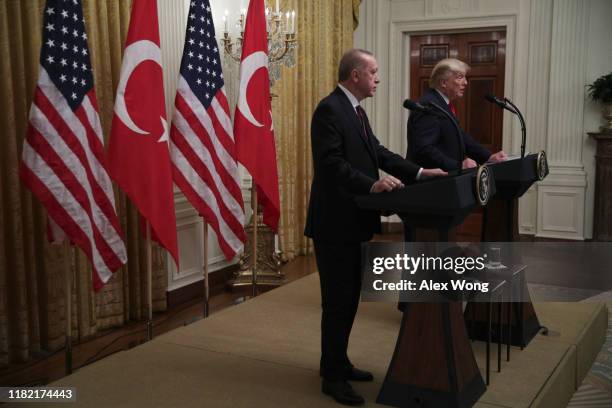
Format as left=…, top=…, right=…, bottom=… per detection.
left=485, top=93, right=505, bottom=107
left=485, top=94, right=518, bottom=114
left=485, top=94, right=527, bottom=158
left=403, top=99, right=448, bottom=120
left=403, top=99, right=431, bottom=113
left=404, top=99, right=464, bottom=170
left=404, top=99, right=447, bottom=120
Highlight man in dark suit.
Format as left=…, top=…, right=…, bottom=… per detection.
left=407, top=58, right=507, bottom=172
left=305, top=48, right=446, bottom=406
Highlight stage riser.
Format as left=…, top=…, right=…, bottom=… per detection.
left=45, top=275, right=607, bottom=408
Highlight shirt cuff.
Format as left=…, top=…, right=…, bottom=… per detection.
left=416, top=168, right=423, bottom=180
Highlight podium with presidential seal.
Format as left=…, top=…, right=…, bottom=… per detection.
left=465, top=151, right=550, bottom=348
left=356, top=164, right=494, bottom=408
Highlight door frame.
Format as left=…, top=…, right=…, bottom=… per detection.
left=387, top=16, right=517, bottom=157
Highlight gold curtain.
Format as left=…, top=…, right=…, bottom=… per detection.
left=0, top=0, right=360, bottom=367
left=0, top=0, right=168, bottom=367
left=273, top=0, right=360, bottom=261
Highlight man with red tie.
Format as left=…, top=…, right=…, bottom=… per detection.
left=407, top=58, right=507, bottom=171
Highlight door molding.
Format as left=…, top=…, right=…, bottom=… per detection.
left=388, top=15, right=517, bottom=157
left=356, top=0, right=592, bottom=240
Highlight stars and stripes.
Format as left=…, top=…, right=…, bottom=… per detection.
left=170, top=0, right=246, bottom=260
left=20, top=0, right=127, bottom=291
left=170, top=0, right=246, bottom=259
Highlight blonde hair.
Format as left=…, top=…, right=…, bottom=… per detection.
left=429, top=58, right=470, bottom=88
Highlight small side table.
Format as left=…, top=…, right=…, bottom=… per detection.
left=475, top=279, right=506, bottom=385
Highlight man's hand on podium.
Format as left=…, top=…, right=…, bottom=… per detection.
left=371, top=175, right=405, bottom=193
left=462, top=157, right=478, bottom=169
left=420, top=168, right=448, bottom=179
left=488, top=150, right=508, bottom=163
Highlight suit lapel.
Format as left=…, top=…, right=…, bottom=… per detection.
left=333, top=88, right=377, bottom=164
left=428, top=88, right=466, bottom=147
left=428, top=88, right=453, bottom=116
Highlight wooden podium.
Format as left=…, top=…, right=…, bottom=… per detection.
left=465, top=153, right=549, bottom=347
left=356, top=167, right=494, bottom=408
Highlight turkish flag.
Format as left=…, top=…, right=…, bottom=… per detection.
left=107, top=0, right=179, bottom=266
left=234, top=0, right=280, bottom=232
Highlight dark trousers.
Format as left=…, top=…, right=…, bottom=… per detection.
left=314, top=240, right=363, bottom=381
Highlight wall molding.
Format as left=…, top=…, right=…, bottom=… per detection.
left=387, top=14, right=518, bottom=157
left=356, top=0, right=599, bottom=241
left=167, top=193, right=236, bottom=292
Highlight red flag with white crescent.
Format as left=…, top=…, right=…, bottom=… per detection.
left=234, top=0, right=280, bottom=232
left=107, top=0, right=179, bottom=266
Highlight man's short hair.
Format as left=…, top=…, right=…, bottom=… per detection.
left=338, top=48, right=374, bottom=82
left=429, top=58, right=470, bottom=88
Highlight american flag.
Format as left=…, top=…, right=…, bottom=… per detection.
left=170, top=0, right=247, bottom=259
left=20, top=0, right=127, bottom=291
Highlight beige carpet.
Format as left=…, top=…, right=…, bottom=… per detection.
left=569, top=294, right=612, bottom=407
left=12, top=274, right=606, bottom=408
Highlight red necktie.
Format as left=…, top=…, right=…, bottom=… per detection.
left=449, top=102, right=457, bottom=116
left=356, top=105, right=369, bottom=140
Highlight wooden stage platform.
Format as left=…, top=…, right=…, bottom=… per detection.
left=18, top=274, right=607, bottom=408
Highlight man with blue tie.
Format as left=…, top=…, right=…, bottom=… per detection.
left=407, top=58, right=507, bottom=171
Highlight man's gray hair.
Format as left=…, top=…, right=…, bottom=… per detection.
left=429, top=58, right=470, bottom=88
left=338, top=48, right=374, bottom=82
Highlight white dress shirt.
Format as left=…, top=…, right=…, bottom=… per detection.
left=337, top=83, right=423, bottom=183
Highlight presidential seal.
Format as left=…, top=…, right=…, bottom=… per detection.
left=475, top=165, right=491, bottom=206
left=536, top=150, right=549, bottom=181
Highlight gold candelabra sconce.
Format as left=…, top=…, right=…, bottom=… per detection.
left=221, top=1, right=298, bottom=86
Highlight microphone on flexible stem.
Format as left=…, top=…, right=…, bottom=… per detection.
left=403, top=99, right=464, bottom=173
left=403, top=99, right=429, bottom=112
left=484, top=93, right=505, bottom=107
left=484, top=94, right=518, bottom=114
left=504, top=97, right=527, bottom=158
left=403, top=99, right=446, bottom=119
left=484, top=94, right=526, bottom=158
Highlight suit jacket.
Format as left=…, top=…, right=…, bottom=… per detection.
left=304, top=87, right=420, bottom=243
left=407, top=88, right=491, bottom=171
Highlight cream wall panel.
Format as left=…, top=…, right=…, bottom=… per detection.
left=168, top=195, right=231, bottom=292
left=523, top=0, right=552, bottom=155
left=519, top=186, right=537, bottom=235
left=546, top=0, right=588, bottom=168
left=356, top=0, right=607, bottom=240
left=390, top=0, right=425, bottom=21
left=537, top=0, right=589, bottom=239
left=517, top=0, right=552, bottom=231
left=538, top=186, right=585, bottom=239
left=168, top=194, right=204, bottom=291
left=424, top=0, right=481, bottom=17
left=158, top=0, right=188, bottom=120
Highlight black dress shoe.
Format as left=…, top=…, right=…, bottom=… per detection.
left=322, top=380, right=365, bottom=406
left=347, top=367, right=374, bottom=382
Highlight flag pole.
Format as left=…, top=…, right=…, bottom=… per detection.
left=251, top=185, right=258, bottom=298
left=203, top=221, right=210, bottom=317
left=64, top=242, right=72, bottom=375
left=146, top=220, right=153, bottom=341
